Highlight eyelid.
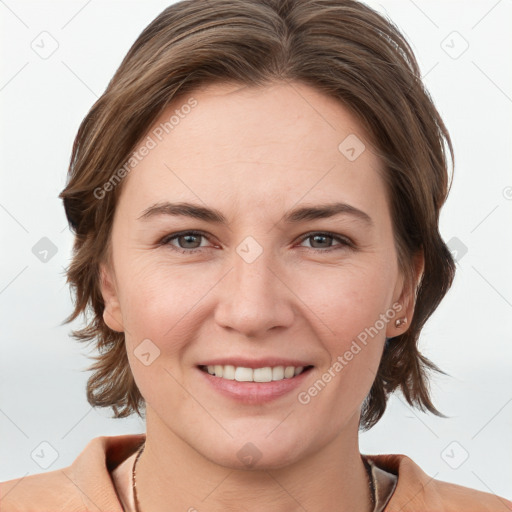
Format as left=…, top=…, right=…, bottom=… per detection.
left=159, top=230, right=355, bottom=253
left=296, top=231, right=355, bottom=250
left=158, top=230, right=216, bottom=250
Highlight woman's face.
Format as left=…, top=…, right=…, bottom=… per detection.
left=100, top=81, right=416, bottom=469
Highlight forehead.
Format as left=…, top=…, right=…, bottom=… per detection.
left=117, top=81, right=389, bottom=221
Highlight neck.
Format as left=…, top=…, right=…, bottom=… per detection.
left=134, top=407, right=373, bottom=512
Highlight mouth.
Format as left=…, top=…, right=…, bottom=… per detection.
left=198, top=364, right=314, bottom=382
left=196, top=363, right=315, bottom=404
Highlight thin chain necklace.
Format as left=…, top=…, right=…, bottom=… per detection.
left=363, top=456, right=377, bottom=509
left=132, top=442, right=145, bottom=512
left=131, top=443, right=375, bottom=512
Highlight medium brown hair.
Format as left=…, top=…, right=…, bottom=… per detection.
left=59, top=0, right=455, bottom=430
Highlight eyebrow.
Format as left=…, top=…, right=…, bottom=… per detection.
left=137, top=201, right=373, bottom=227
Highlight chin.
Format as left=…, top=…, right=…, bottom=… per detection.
left=204, top=440, right=305, bottom=471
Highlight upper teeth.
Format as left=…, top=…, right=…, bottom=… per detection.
left=205, top=365, right=305, bottom=382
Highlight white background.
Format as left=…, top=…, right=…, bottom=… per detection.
left=1, top=0, right=511, bottom=502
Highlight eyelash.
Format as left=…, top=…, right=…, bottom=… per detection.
left=158, top=230, right=355, bottom=254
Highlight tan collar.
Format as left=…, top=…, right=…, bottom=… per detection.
left=1, top=434, right=509, bottom=511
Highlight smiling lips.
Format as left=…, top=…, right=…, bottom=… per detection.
left=196, top=358, right=314, bottom=403
left=199, top=364, right=312, bottom=382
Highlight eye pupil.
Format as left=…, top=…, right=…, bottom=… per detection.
left=311, top=234, right=331, bottom=248
left=180, top=234, right=201, bottom=248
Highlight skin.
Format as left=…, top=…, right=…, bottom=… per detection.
left=100, top=81, right=423, bottom=512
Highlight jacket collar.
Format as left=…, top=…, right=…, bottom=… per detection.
left=69, top=435, right=509, bottom=512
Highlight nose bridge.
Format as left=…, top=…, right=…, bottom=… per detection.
left=214, top=235, right=293, bottom=336
left=234, top=236, right=276, bottom=295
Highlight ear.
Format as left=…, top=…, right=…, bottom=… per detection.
left=386, top=250, right=424, bottom=338
left=99, top=262, right=124, bottom=332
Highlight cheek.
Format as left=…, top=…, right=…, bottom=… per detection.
left=293, top=261, right=393, bottom=401
left=293, top=260, right=395, bottom=343
left=118, top=260, right=216, bottom=347
left=119, top=264, right=208, bottom=405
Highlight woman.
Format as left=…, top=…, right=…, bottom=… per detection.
left=1, top=0, right=510, bottom=510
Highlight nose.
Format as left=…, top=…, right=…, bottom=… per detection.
left=214, top=245, right=295, bottom=338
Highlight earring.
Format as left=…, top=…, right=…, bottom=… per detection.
left=395, top=317, right=407, bottom=328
